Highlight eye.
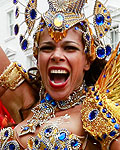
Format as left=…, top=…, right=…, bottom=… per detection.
left=64, top=46, right=79, bottom=51
left=39, top=46, right=54, bottom=52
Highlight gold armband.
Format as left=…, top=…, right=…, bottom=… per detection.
left=0, top=62, right=29, bottom=90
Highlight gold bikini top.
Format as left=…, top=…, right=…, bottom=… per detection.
left=0, top=125, right=88, bottom=150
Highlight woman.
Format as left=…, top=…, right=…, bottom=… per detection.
left=1, top=0, right=120, bottom=149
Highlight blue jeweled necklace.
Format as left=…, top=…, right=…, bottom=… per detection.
left=19, top=83, right=86, bottom=136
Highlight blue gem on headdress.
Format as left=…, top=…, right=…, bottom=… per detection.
left=106, top=113, right=111, bottom=118
left=4, top=130, right=9, bottom=137
left=107, top=22, right=111, bottom=25
left=107, top=16, right=110, bottom=19
left=103, top=9, right=107, bottom=13
left=48, top=24, right=52, bottom=27
left=106, top=89, right=110, bottom=93
left=105, top=28, right=108, bottom=32
left=35, top=139, right=39, bottom=145
left=65, top=24, right=69, bottom=28
left=46, top=93, right=53, bottom=101
left=40, top=28, right=43, bottom=32
left=30, top=9, right=37, bottom=20
left=89, top=109, right=99, bottom=121
left=103, top=74, right=106, bottom=78
left=102, top=108, right=107, bottom=113
left=23, top=69, right=26, bottom=73
left=51, top=101, right=57, bottom=106
left=32, top=0, right=34, bottom=3
left=13, top=0, right=18, bottom=4
left=71, top=139, right=78, bottom=147
left=96, top=14, right=104, bottom=26
left=109, top=131, right=116, bottom=136
left=111, top=118, right=116, bottom=123
left=115, top=103, right=119, bottom=106
left=91, top=87, right=95, bottom=91
left=20, top=35, right=24, bottom=43
left=26, top=9, right=28, bottom=13
left=14, top=24, right=19, bottom=35
left=106, top=45, right=111, bottom=56
left=96, top=47, right=105, bottom=59
left=103, top=134, right=107, bottom=139
left=75, top=27, right=79, bottom=30
left=9, top=143, right=15, bottom=150
left=23, top=127, right=30, bottom=131
left=15, top=7, right=19, bottom=18
left=100, top=33, right=103, bottom=37
left=17, top=64, right=21, bottom=67
left=45, top=128, right=52, bottom=134
left=98, top=101, right=103, bottom=106
left=96, top=96, right=99, bottom=100
left=98, top=4, right=101, bottom=7
left=80, top=22, right=84, bottom=26
left=58, top=132, right=66, bottom=141
left=114, top=124, right=120, bottom=130
left=40, top=99, right=45, bottom=103
left=40, top=22, right=44, bottom=25
left=86, top=34, right=90, bottom=41
left=21, top=39, right=28, bottom=50
left=55, top=146, right=59, bottom=149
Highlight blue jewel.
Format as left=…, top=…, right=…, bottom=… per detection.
left=100, top=33, right=103, bottom=37
left=20, top=35, right=24, bottom=43
left=30, top=9, right=37, bottom=20
left=98, top=101, right=103, bottom=106
left=96, top=14, right=104, bottom=26
left=75, top=27, right=79, bottom=30
left=9, top=144, right=15, bottom=150
left=32, top=0, right=34, bottom=3
left=58, top=132, right=66, bottom=141
left=114, top=124, right=120, bottom=130
left=103, top=134, right=107, bottom=139
left=115, top=103, right=119, bottom=106
left=105, top=28, right=108, bottom=32
left=71, top=139, right=78, bottom=147
left=40, top=22, right=44, bottom=25
left=25, top=9, right=28, bottom=13
left=91, top=87, right=95, bottom=91
left=106, top=89, right=110, bottom=93
left=84, top=87, right=88, bottom=92
left=45, top=93, right=53, bottom=101
left=96, top=96, right=99, bottom=100
left=35, top=139, right=39, bottom=145
left=107, top=22, right=111, bottom=25
left=48, top=24, right=52, bottom=27
left=29, top=75, right=33, bottom=79
left=23, top=69, right=26, bottom=73
left=40, top=28, right=43, bottom=32
left=51, top=101, right=57, bottom=106
left=64, top=147, right=68, bottom=150
left=107, top=16, right=110, bottom=19
left=102, top=108, right=107, bottom=113
left=103, top=75, right=106, bottom=78
left=4, top=130, right=9, bottom=137
left=17, top=64, right=21, bottom=67
left=55, top=146, right=59, bottom=149
left=86, top=34, right=90, bottom=41
left=109, top=131, right=116, bottom=136
left=40, top=99, right=46, bottom=103
left=44, top=106, right=47, bottom=108
left=28, top=4, right=30, bottom=8
left=106, top=113, right=111, bottom=118
left=15, top=7, right=19, bottom=18
left=104, top=9, right=107, bottom=13
left=98, top=4, right=101, bottom=7
left=23, top=127, right=30, bottom=131
left=94, top=92, right=97, bottom=96
left=14, top=24, right=19, bottom=35
left=97, top=136, right=102, bottom=141
left=65, top=24, right=69, bottom=28
left=45, top=128, right=52, bottom=134
left=13, top=0, right=18, bottom=4
left=106, top=45, right=111, bottom=56
left=96, top=47, right=105, bottom=59
left=89, top=109, right=99, bottom=121
left=21, top=39, right=28, bottom=50
left=80, top=22, right=84, bottom=26
left=111, top=118, right=116, bottom=123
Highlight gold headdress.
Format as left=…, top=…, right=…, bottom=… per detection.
left=13, top=0, right=112, bottom=61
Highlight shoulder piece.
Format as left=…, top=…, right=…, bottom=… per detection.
left=27, top=124, right=88, bottom=150
left=82, top=42, right=120, bottom=150
left=0, top=127, right=21, bottom=149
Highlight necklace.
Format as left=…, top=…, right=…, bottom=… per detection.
left=19, top=82, right=86, bottom=136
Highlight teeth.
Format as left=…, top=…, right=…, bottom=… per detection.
left=50, top=69, right=68, bottom=74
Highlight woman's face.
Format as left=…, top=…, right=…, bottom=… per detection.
left=37, top=27, right=90, bottom=100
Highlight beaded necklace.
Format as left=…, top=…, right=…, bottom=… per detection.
left=19, top=83, right=86, bottom=136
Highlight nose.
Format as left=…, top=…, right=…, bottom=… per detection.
left=50, top=48, right=65, bottom=63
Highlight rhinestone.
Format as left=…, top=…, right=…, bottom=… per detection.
left=96, top=47, right=105, bottom=59
left=91, top=87, right=95, bottom=91
left=109, top=131, right=116, bottom=136
left=65, top=24, right=69, bottom=28
left=107, top=22, right=111, bottom=25
left=107, top=16, right=110, bottom=19
left=51, top=101, right=57, bottom=106
left=9, top=144, right=15, bottom=150
left=75, top=27, right=79, bottom=30
left=98, top=101, right=102, bottom=106
left=17, top=64, right=21, bottom=67
left=111, top=118, right=116, bottom=123
left=115, top=103, right=119, bottom=106
left=14, top=24, right=19, bottom=35
left=96, top=96, right=99, bottom=100
left=80, top=22, right=84, bottom=26
left=21, top=39, right=28, bottom=50
left=103, top=134, right=107, bottom=139
left=106, top=113, right=111, bottom=118
left=106, top=89, right=110, bottom=93
left=54, top=14, right=64, bottom=27
left=105, top=28, right=108, bottom=32
left=4, top=130, right=9, bottom=137
left=13, top=0, right=18, bottom=4
left=103, top=75, right=106, bottom=78
left=40, top=99, right=46, bottom=103
left=89, top=109, right=99, bottom=121
left=96, top=14, right=104, bottom=26
left=55, top=146, right=59, bottom=149
left=46, top=93, right=53, bottom=101
left=45, top=128, right=52, bottom=134
left=23, top=69, right=26, bottom=73
left=15, top=7, right=19, bottom=18
left=106, top=45, right=111, bottom=56
left=35, top=139, right=39, bottom=145
left=114, top=124, right=120, bottom=130
left=71, top=139, right=78, bottom=147
left=98, top=4, right=101, bottom=7
left=58, top=132, right=66, bottom=141
left=20, top=35, right=24, bottom=43
left=48, top=24, right=52, bottom=27
left=23, top=127, right=30, bottom=131
left=104, top=10, right=107, bottom=13
left=102, top=108, right=107, bottom=113
left=40, top=28, right=43, bottom=32
left=30, top=9, right=37, bottom=20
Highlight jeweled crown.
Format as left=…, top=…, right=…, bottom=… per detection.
left=13, top=0, right=112, bottom=61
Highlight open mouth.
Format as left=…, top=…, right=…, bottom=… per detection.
left=49, top=69, right=70, bottom=85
